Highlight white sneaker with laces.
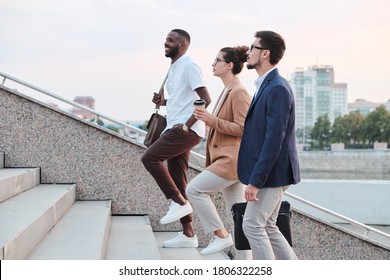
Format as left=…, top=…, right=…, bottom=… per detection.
left=160, top=201, right=193, bottom=224
left=200, top=234, right=234, bottom=255
left=163, top=232, right=199, bottom=248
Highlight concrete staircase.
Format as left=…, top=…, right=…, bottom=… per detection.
left=0, top=152, right=228, bottom=260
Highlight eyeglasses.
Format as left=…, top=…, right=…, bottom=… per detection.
left=250, top=44, right=268, bottom=52
left=213, top=58, right=227, bottom=64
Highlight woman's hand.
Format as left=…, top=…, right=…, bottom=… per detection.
left=194, top=107, right=210, bottom=122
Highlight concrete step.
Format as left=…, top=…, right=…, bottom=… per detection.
left=0, top=167, right=40, bottom=203
left=0, top=183, right=76, bottom=260
left=106, top=215, right=162, bottom=260
left=27, top=200, right=111, bottom=260
left=154, top=232, right=230, bottom=260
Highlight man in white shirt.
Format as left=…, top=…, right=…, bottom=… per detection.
left=141, top=29, right=211, bottom=248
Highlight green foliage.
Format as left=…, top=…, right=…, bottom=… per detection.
left=309, top=105, right=390, bottom=150
left=330, top=111, right=365, bottom=144
left=105, top=124, right=120, bottom=133
left=141, top=120, right=149, bottom=131
left=310, top=114, right=331, bottom=149
left=90, top=117, right=104, bottom=126
left=360, top=105, right=390, bottom=144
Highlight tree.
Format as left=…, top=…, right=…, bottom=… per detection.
left=384, top=112, right=390, bottom=144
left=331, top=111, right=365, bottom=145
left=347, top=111, right=365, bottom=144
left=361, top=105, right=389, bottom=144
left=105, top=124, right=120, bottom=133
left=311, top=114, right=331, bottom=149
left=90, top=117, right=104, bottom=126
left=141, top=120, right=149, bottom=131
left=296, top=128, right=304, bottom=144
left=331, top=116, right=348, bottom=144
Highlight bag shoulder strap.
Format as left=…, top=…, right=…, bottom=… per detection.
left=155, top=69, right=170, bottom=110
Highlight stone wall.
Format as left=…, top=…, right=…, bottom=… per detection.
left=292, top=210, right=390, bottom=259
left=298, top=150, right=390, bottom=180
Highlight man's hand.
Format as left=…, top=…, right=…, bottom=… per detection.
left=152, top=92, right=166, bottom=105
left=245, top=184, right=259, bottom=201
left=152, top=92, right=160, bottom=104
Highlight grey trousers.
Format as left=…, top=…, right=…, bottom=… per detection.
left=186, top=170, right=252, bottom=260
left=242, top=185, right=298, bottom=260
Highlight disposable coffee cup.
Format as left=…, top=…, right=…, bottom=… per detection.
left=194, top=99, right=206, bottom=110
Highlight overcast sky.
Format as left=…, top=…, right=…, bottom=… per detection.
left=1, top=0, right=389, bottom=121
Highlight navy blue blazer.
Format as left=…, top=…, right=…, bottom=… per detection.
left=238, top=69, right=300, bottom=188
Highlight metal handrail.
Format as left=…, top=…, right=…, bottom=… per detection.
left=285, top=191, right=390, bottom=240
left=0, top=70, right=147, bottom=139
left=1, top=70, right=389, bottom=243
left=0, top=70, right=207, bottom=163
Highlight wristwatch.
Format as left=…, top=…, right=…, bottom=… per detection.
left=182, top=124, right=189, bottom=132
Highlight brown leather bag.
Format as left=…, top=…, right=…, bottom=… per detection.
left=143, top=72, right=169, bottom=147
left=144, top=111, right=166, bottom=147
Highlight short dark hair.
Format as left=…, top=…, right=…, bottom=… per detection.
left=171, top=29, right=191, bottom=44
left=255, top=31, right=286, bottom=65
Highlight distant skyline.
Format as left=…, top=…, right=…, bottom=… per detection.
left=1, top=0, right=389, bottom=121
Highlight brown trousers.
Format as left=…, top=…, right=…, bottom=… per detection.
left=141, top=126, right=202, bottom=224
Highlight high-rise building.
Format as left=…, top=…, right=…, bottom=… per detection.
left=290, top=65, right=348, bottom=131
left=72, top=96, right=96, bottom=119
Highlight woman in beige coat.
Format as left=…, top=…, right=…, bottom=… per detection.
left=187, top=46, right=251, bottom=258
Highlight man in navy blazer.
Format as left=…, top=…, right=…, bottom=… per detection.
left=238, top=31, right=300, bottom=260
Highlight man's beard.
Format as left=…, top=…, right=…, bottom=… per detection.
left=247, top=57, right=261, bottom=70
left=165, top=46, right=180, bottom=58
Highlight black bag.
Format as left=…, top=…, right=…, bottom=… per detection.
left=143, top=112, right=166, bottom=147
left=143, top=71, right=169, bottom=147
left=231, top=201, right=292, bottom=250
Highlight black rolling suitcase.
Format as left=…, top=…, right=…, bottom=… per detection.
left=231, top=200, right=292, bottom=250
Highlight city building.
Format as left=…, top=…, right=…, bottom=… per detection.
left=290, top=65, right=348, bottom=131
left=348, top=98, right=390, bottom=115
left=72, top=96, right=96, bottom=119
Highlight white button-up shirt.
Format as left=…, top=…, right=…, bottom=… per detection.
left=253, top=67, right=277, bottom=98
left=165, top=55, right=206, bottom=137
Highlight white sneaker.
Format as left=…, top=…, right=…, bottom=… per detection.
left=160, top=201, right=193, bottom=224
left=163, top=232, right=199, bottom=248
left=200, top=234, right=234, bottom=255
